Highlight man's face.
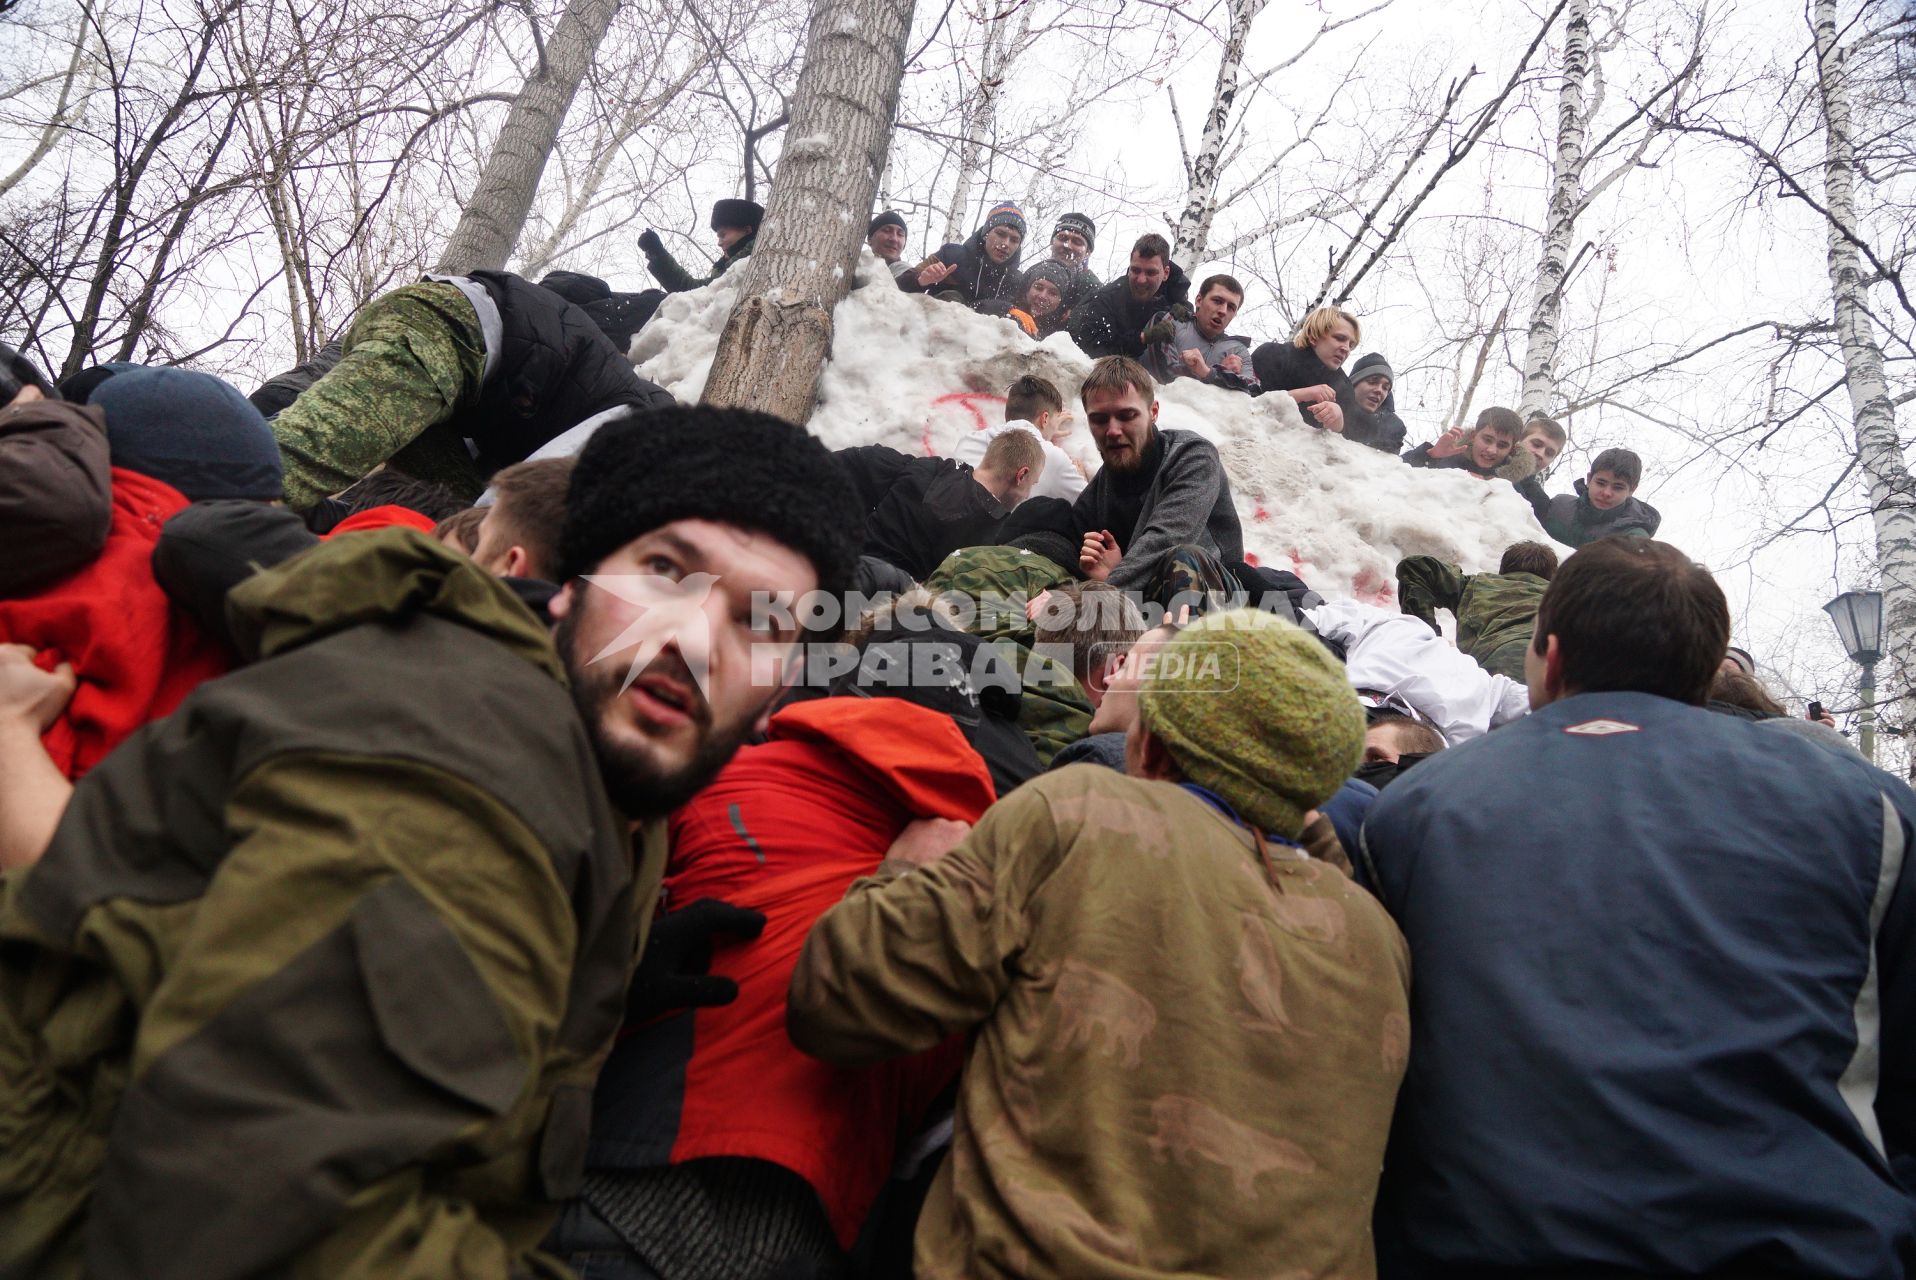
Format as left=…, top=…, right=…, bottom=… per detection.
left=1470, top=430, right=1514, bottom=471
left=1083, top=384, right=1156, bottom=473
left=1363, top=723, right=1405, bottom=765
left=1023, top=275, right=1063, bottom=317
left=1310, top=322, right=1357, bottom=369
left=1194, top=287, right=1241, bottom=340
left=1523, top=431, right=1562, bottom=470
left=984, top=225, right=1022, bottom=263
left=551, top=518, right=814, bottom=819
left=1353, top=374, right=1390, bottom=413
left=1587, top=469, right=1634, bottom=510
left=1127, top=252, right=1167, bottom=301
left=1089, top=625, right=1176, bottom=736
left=868, top=223, right=906, bottom=263
left=716, top=225, right=751, bottom=252
left=1050, top=228, right=1089, bottom=265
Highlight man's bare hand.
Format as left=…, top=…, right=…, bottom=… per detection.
left=916, top=260, right=957, bottom=288
left=1309, top=400, right=1345, bottom=433
left=1292, top=384, right=1335, bottom=404
left=1429, top=426, right=1468, bottom=458
left=1079, top=530, right=1121, bottom=583
left=1218, top=354, right=1243, bottom=375
left=884, top=817, right=973, bottom=869
left=0, top=644, right=74, bottom=733
left=1179, top=349, right=1211, bottom=380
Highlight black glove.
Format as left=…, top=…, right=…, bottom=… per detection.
left=637, top=228, right=665, bottom=257
left=625, top=897, right=767, bottom=1023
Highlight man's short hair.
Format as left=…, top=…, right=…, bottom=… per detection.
left=1472, top=406, right=1523, bottom=443
left=482, top=457, right=576, bottom=581
left=434, top=505, right=485, bottom=553
left=1035, top=582, right=1147, bottom=685
left=1710, top=668, right=1786, bottom=717
left=1524, top=416, right=1568, bottom=446
left=1531, top=539, right=1729, bottom=705
left=979, top=427, right=1044, bottom=477
left=1131, top=233, right=1171, bottom=262
left=1078, top=355, right=1156, bottom=407
left=1004, top=373, right=1064, bottom=423
left=1499, top=540, right=1559, bottom=579
left=1368, top=713, right=1446, bottom=756
left=1292, top=307, right=1361, bottom=350
left=1197, top=274, right=1244, bottom=303
left=1591, top=447, right=1643, bottom=488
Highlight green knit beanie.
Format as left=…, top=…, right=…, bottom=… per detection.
left=1137, top=609, right=1363, bottom=839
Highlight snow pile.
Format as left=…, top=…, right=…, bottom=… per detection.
left=629, top=255, right=1546, bottom=605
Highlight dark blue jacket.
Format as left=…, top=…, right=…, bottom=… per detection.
left=1357, top=691, right=1916, bottom=1279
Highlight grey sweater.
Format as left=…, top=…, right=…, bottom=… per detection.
left=1072, top=427, right=1244, bottom=594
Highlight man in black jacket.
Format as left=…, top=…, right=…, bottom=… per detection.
left=838, top=431, right=1045, bottom=581
left=268, top=271, right=676, bottom=508
left=639, top=199, right=763, bottom=294
left=1068, top=233, right=1191, bottom=360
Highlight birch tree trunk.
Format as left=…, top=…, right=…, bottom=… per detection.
left=700, top=0, right=914, bottom=423
left=1172, top=0, right=1266, bottom=265
left=940, top=2, right=1029, bottom=246
left=1518, top=0, right=1590, bottom=420
left=1813, top=0, right=1916, bottom=744
left=433, top=0, right=622, bottom=274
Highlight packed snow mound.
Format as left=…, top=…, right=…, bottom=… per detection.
left=630, top=255, right=1547, bottom=606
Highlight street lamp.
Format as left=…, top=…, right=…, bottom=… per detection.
left=1824, top=590, right=1884, bottom=764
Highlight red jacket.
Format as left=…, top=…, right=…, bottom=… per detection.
left=585, top=695, right=996, bottom=1246
left=0, top=468, right=229, bottom=779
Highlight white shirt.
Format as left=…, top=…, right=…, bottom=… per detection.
left=1304, top=598, right=1531, bottom=745
left=950, top=421, right=1088, bottom=501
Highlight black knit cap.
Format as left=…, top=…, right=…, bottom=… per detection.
left=868, top=209, right=907, bottom=236
left=557, top=405, right=861, bottom=603
left=710, top=199, right=765, bottom=232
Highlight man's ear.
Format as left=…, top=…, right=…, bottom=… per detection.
left=548, top=579, right=577, bottom=620
left=1033, top=409, right=1052, bottom=434
left=501, top=545, right=530, bottom=579
left=1542, top=632, right=1566, bottom=702
left=1084, top=653, right=1120, bottom=706
left=1149, top=399, right=1160, bottom=427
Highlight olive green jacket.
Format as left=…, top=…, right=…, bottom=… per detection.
left=643, top=232, right=756, bottom=294
left=0, top=529, right=664, bottom=1280
left=789, top=766, right=1412, bottom=1279
left=1395, top=556, right=1549, bottom=682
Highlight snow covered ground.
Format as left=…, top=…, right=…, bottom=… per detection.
left=630, top=254, right=1547, bottom=608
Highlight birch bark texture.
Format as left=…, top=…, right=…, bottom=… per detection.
left=1812, top=0, right=1916, bottom=727
left=700, top=0, right=915, bottom=423
left=1172, top=0, right=1267, bottom=265
left=940, top=1, right=1032, bottom=245
left=1517, top=0, right=1591, bottom=420
left=433, top=0, right=624, bottom=274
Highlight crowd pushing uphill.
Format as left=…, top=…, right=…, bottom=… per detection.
left=0, top=188, right=1904, bottom=1280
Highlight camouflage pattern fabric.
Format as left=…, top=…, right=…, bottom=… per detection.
left=1395, top=555, right=1548, bottom=682
left=789, top=765, right=1412, bottom=1279
left=271, top=282, right=489, bottom=508
left=998, top=639, right=1094, bottom=767
left=925, top=545, right=1071, bottom=646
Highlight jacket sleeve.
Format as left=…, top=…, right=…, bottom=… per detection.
left=1402, top=442, right=1437, bottom=469
left=1875, top=781, right=1916, bottom=1185
left=84, top=752, right=580, bottom=1280
left=787, top=784, right=1057, bottom=1066
left=642, top=240, right=702, bottom=293
left=1067, top=292, right=1122, bottom=358
left=1395, top=556, right=1466, bottom=632
left=1107, top=440, right=1231, bottom=595
left=152, top=501, right=321, bottom=649
left=247, top=340, right=345, bottom=418
left=1515, top=474, right=1553, bottom=523
left=0, top=399, right=112, bottom=598
left=1206, top=337, right=1259, bottom=393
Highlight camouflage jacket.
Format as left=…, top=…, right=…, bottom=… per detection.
left=1395, top=556, right=1548, bottom=681
left=925, top=544, right=1071, bottom=647
left=788, top=765, right=1412, bottom=1279
left=0, top=530, right=665, bottom=1280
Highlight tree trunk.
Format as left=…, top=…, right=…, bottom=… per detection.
left=940, top=2, right=1028, bottom=246
left=701, top=0, right=915, bottom=424
left=1518, top=0, right=1590, bottom=420
left=1172, top=0, right=1266, bottom=265
left=433, top=0, right=622, bottom=275
left=1813, top=0, right=1916, bottom=758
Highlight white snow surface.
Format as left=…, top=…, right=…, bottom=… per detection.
left=627, top=253, right=1547, bottom=606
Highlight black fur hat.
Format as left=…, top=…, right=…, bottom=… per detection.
left=710, top=199, right=765, bottom=233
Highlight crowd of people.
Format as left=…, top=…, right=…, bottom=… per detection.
left=0, top=186, right=1908, bottom=1280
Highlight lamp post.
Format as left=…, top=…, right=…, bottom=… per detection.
left=1824, top=590, right=1884, bottom=764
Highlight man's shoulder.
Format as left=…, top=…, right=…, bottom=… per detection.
left=1159, top=427, right=1223, bottom=463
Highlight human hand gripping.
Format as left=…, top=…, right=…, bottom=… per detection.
left=0, top=643, right=75, bottom=733
left=880, top=818, right=973, bottom=875
left=1309, top=400, right=1345, bottom=432
left=1079, top=529, right=1121, bottom=583
left=1179, top=349, right=1211, bottom=380
left=624, top=898, right=767, bottom=1023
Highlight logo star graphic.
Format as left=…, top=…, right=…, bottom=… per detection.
left=581, top=573, right=722, bottom=700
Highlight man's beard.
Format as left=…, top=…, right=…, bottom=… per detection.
left=556, top=609, right=756, bottom=820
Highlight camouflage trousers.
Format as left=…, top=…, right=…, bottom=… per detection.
left=271, top=282, right=489, bottom=509
left=1474, top=637, right=1532, bottom=682
left=1150, top=545, right=1313, bottom=627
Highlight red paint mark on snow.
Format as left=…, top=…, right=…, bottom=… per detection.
left=921, top=391, right=1008, bottom=456
left=1252, top=504, right=1272, bottom=523
left=1351, top=565, right=1395, bottom=608
left=1286, top=548, right=1306, bottom=572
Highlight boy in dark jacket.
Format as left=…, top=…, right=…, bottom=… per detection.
left=1403, top=406, right=1521, bottom=478
left=1522, top=446, right=1663, bottom=546
left=1068, top=233, right=1191, bottom=360
left=1344, top=351, right=1408, bottom=453
left=838, top=431, right=1044, bottom=580
left=900, top=201, right=1028, bottom=308
left=1250, top=306, right=1359, bottom=432
left=639, top=198, right=762, bottom=293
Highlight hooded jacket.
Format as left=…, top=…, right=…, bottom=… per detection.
left=1068, top=262, right=1193, bottom=359
left=1343, top=353, right=1409, bottom=453
left=1072, top=427, right=1243, bottom=595
left=1523, top=476, right=1663, bottom=546
left=1141, top=311, right=1259, bottom=393
left=0, top=529, right=660, bottom=1280
left=583, top=697, right=991, bottom=1249
left=901, top=225, right=1026, bottom=308
left=0, top=468, right=229, bottom=779
left=0, top=397, right=111, bottom=597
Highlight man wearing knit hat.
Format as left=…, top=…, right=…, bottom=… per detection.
left=639, top=197, right=764, bottom=294
left=866, top=209, right=911, bottom=282
left=789, top=608, right=1412, bottom=1279
left=0, top=406, right=860, bottom=1277
left=1343, top=351, right=1407, bottom=453
left=1046, top=211, right=1103, bottom=310
left=901, top=199, right=1028, bottom=309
